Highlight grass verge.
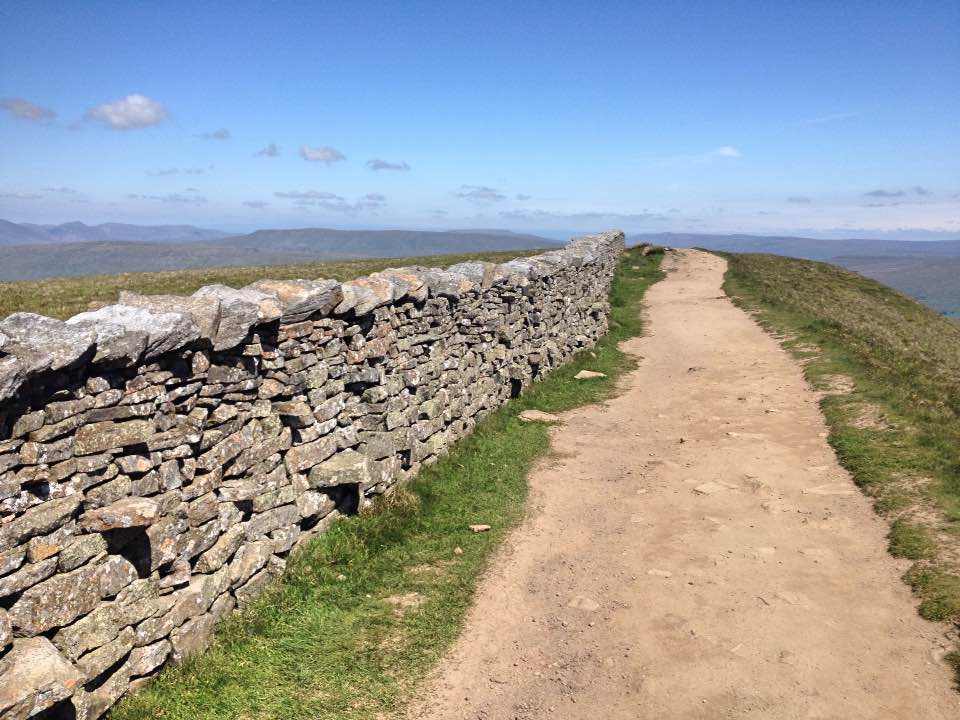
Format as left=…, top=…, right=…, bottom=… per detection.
left=0, top=249, right=547, bottom=320
left=110, top=247, right=664, bottom=720
left=721, top=252, right=960, bottom=644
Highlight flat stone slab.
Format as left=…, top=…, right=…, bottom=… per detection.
left=0, top=636, right=84, bottom=718
left=518, top=410, right=561, bottom=423
left=574, top=370, right=606, bottom=379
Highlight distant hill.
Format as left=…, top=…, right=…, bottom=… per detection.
left=631, top=232, right=960, bottom=260
left=833, top=257, right=960, bottom=317
left=218, top=228, right=556, bottom=258
left=0, top=220, right=231, bottom=246
left=0, top=228, right=558, bottom=281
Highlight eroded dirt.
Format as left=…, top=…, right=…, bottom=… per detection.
left=409, top=250, right=958, bottom=719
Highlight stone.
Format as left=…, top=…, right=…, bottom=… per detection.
left=469, top=524, right=492, bottom=533
left=296, top=490, right=335, bottom=519
left=0, top=355, right=25, bottom=402
left=0, top=608, right=10, bottom=651
left=229, top=540, right=273, bottom=587
left=574, top=369, right=606, bottom=379
left=80, top=497, right=160, bottom=531
left=0, top=557, right=58, bottom=598
left=0, top=495, right=81, bottom=552
left=127, top=639, right=170, bottom=676
left=245, top=504, right=299, bottom=539
left=194, top=524, right=245, bottom=573
left=447, top=261, right=498, bottom=288
left=170, top=611, right=217, bottom=664
left=77, top=625, right=135, bottom=679
left=335, top=276, right=396, bottom=315
left=53, top=577, right=166, bottom=660
left=8, top=555, right=138, bottom=634
left=378, top=267, right=428, bottom=302
left=0, top=312, right=96, bottom=376
left=518, top=409, right=561, bottom=423
left=0, top=637, right=84, bottom=719
left=285, top=435, right=338, bottom=473
left=67, top=304, right=200, bottom=361
left=119, top=290, right=222, bottom=345
left=248, top=278, right=342, bottom=322
left=74, top=419, right=156, bottom=455
left=192, top=285, right=263, bottom=349
left=59, top=533, right=109, bottom=572
left=307, top=449, right=372, bottom=488
left=11, top=409, right=45, bottom=439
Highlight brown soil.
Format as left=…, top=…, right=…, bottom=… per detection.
left=409, top=250, right=958, bottom=719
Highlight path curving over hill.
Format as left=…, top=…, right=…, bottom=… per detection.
left=411, top=250, right=958, bottom=719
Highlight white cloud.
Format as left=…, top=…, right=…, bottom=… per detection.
left=786, top=196, right=812, bottom=204
left=455, top=185, right=507, bottom=202
left=87, top=94, right=169, bottom=130
left=196, top=128, right=230, bottom=140
left=798, top=111, right=858, bottom=125
left=299, top=145, right=346, bottom=164
left=243, top=200, right=269, bottom=209
left=714, top=146, right=741, bottom=157
left=256, top=143, right=280, bottom=157
left=367, top=159, right=410, bottom=171
left=126, top=193, right=207, bottom=204
left=0, top=98, right=56, bottom=122
left=275, top=190, right=343, bottom=201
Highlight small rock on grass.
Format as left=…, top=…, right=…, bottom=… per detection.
left=518, top=410, right=561, bottom=423
left=469, top=524, right=491, bottom=533
left=574, top=370, right=606, bottom=380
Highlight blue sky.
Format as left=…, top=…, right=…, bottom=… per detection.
left=1, top=0, right=958, bottom=237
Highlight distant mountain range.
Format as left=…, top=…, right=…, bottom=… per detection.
left=631, top=232, right=960, bottom=260
left=0, top=220, right=232, bottom=246
left=0, top=221, right=558, bottom=281
left=631, top=232, right=960, bottom=317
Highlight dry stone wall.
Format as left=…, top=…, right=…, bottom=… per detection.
left=0, top=230, right=624, bottom=719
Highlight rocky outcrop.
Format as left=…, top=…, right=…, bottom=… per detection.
left=0, top=230, right=623, bottom=718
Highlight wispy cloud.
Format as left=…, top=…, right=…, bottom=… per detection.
left=275, top=190, right=342, bottom=201
left=455, top=185, right=507, bottom=202
left=87, top=94, right=169, bottom=130
left=196, top=128, right=230, bottom=140
left=798, top=111, right=859, bottom=125
left=786, top=196, right=812, bottom=204
left=1, top=97, right=56, bottom=122
left=256, top=143, right=280, bottom=157
left=275, top=189, right=385, bottom=212
left=243, top=200, right=269, bottom=209
left=367, top=159, right=410, bottom=171
left=148, top=168, right=178, bottom=176
left=864, top=189, right=905, bottom=198
left=653, top=146, right=742, bottom=167
left=499, top=208, right=670, bottom=224
left=515, top=193, right=532, bottom=201
left=860, top=202, right=903, bottom=208
left=299, top=145, right=346, bottom=164
left=41, top=186, right=80, bottom=195
left=126, top=193, right=207, bottom=204
left=0, top=192, right=42, bottom=200
left=913, top=185, right=933, bottom=196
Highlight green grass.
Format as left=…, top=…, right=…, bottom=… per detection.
left=721, top=252, right=960, bottom=638
left=0, top=249, right=546, bottom=321
left=109, top=248, right=664, bottom=720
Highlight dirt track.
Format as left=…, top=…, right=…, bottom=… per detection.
left=410, top=250, right=958, bottom=719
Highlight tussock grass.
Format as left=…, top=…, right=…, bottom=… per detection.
left=722, top=252, right=960, bottom=646
left=109, top=248, right=664, bottom=720
left=0, top=249, right=545, bottom=320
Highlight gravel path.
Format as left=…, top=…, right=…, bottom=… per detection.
left=410, top=249, right=958, bottom=719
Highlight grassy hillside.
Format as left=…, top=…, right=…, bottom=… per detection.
left=110, top=248, right=663, bottom=719
left=0, top=248, right=542, bottom=320
left=722, top=253, right=960, bottom=657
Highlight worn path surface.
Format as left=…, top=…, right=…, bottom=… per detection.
left=410, top=250, right=958, bottom=719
